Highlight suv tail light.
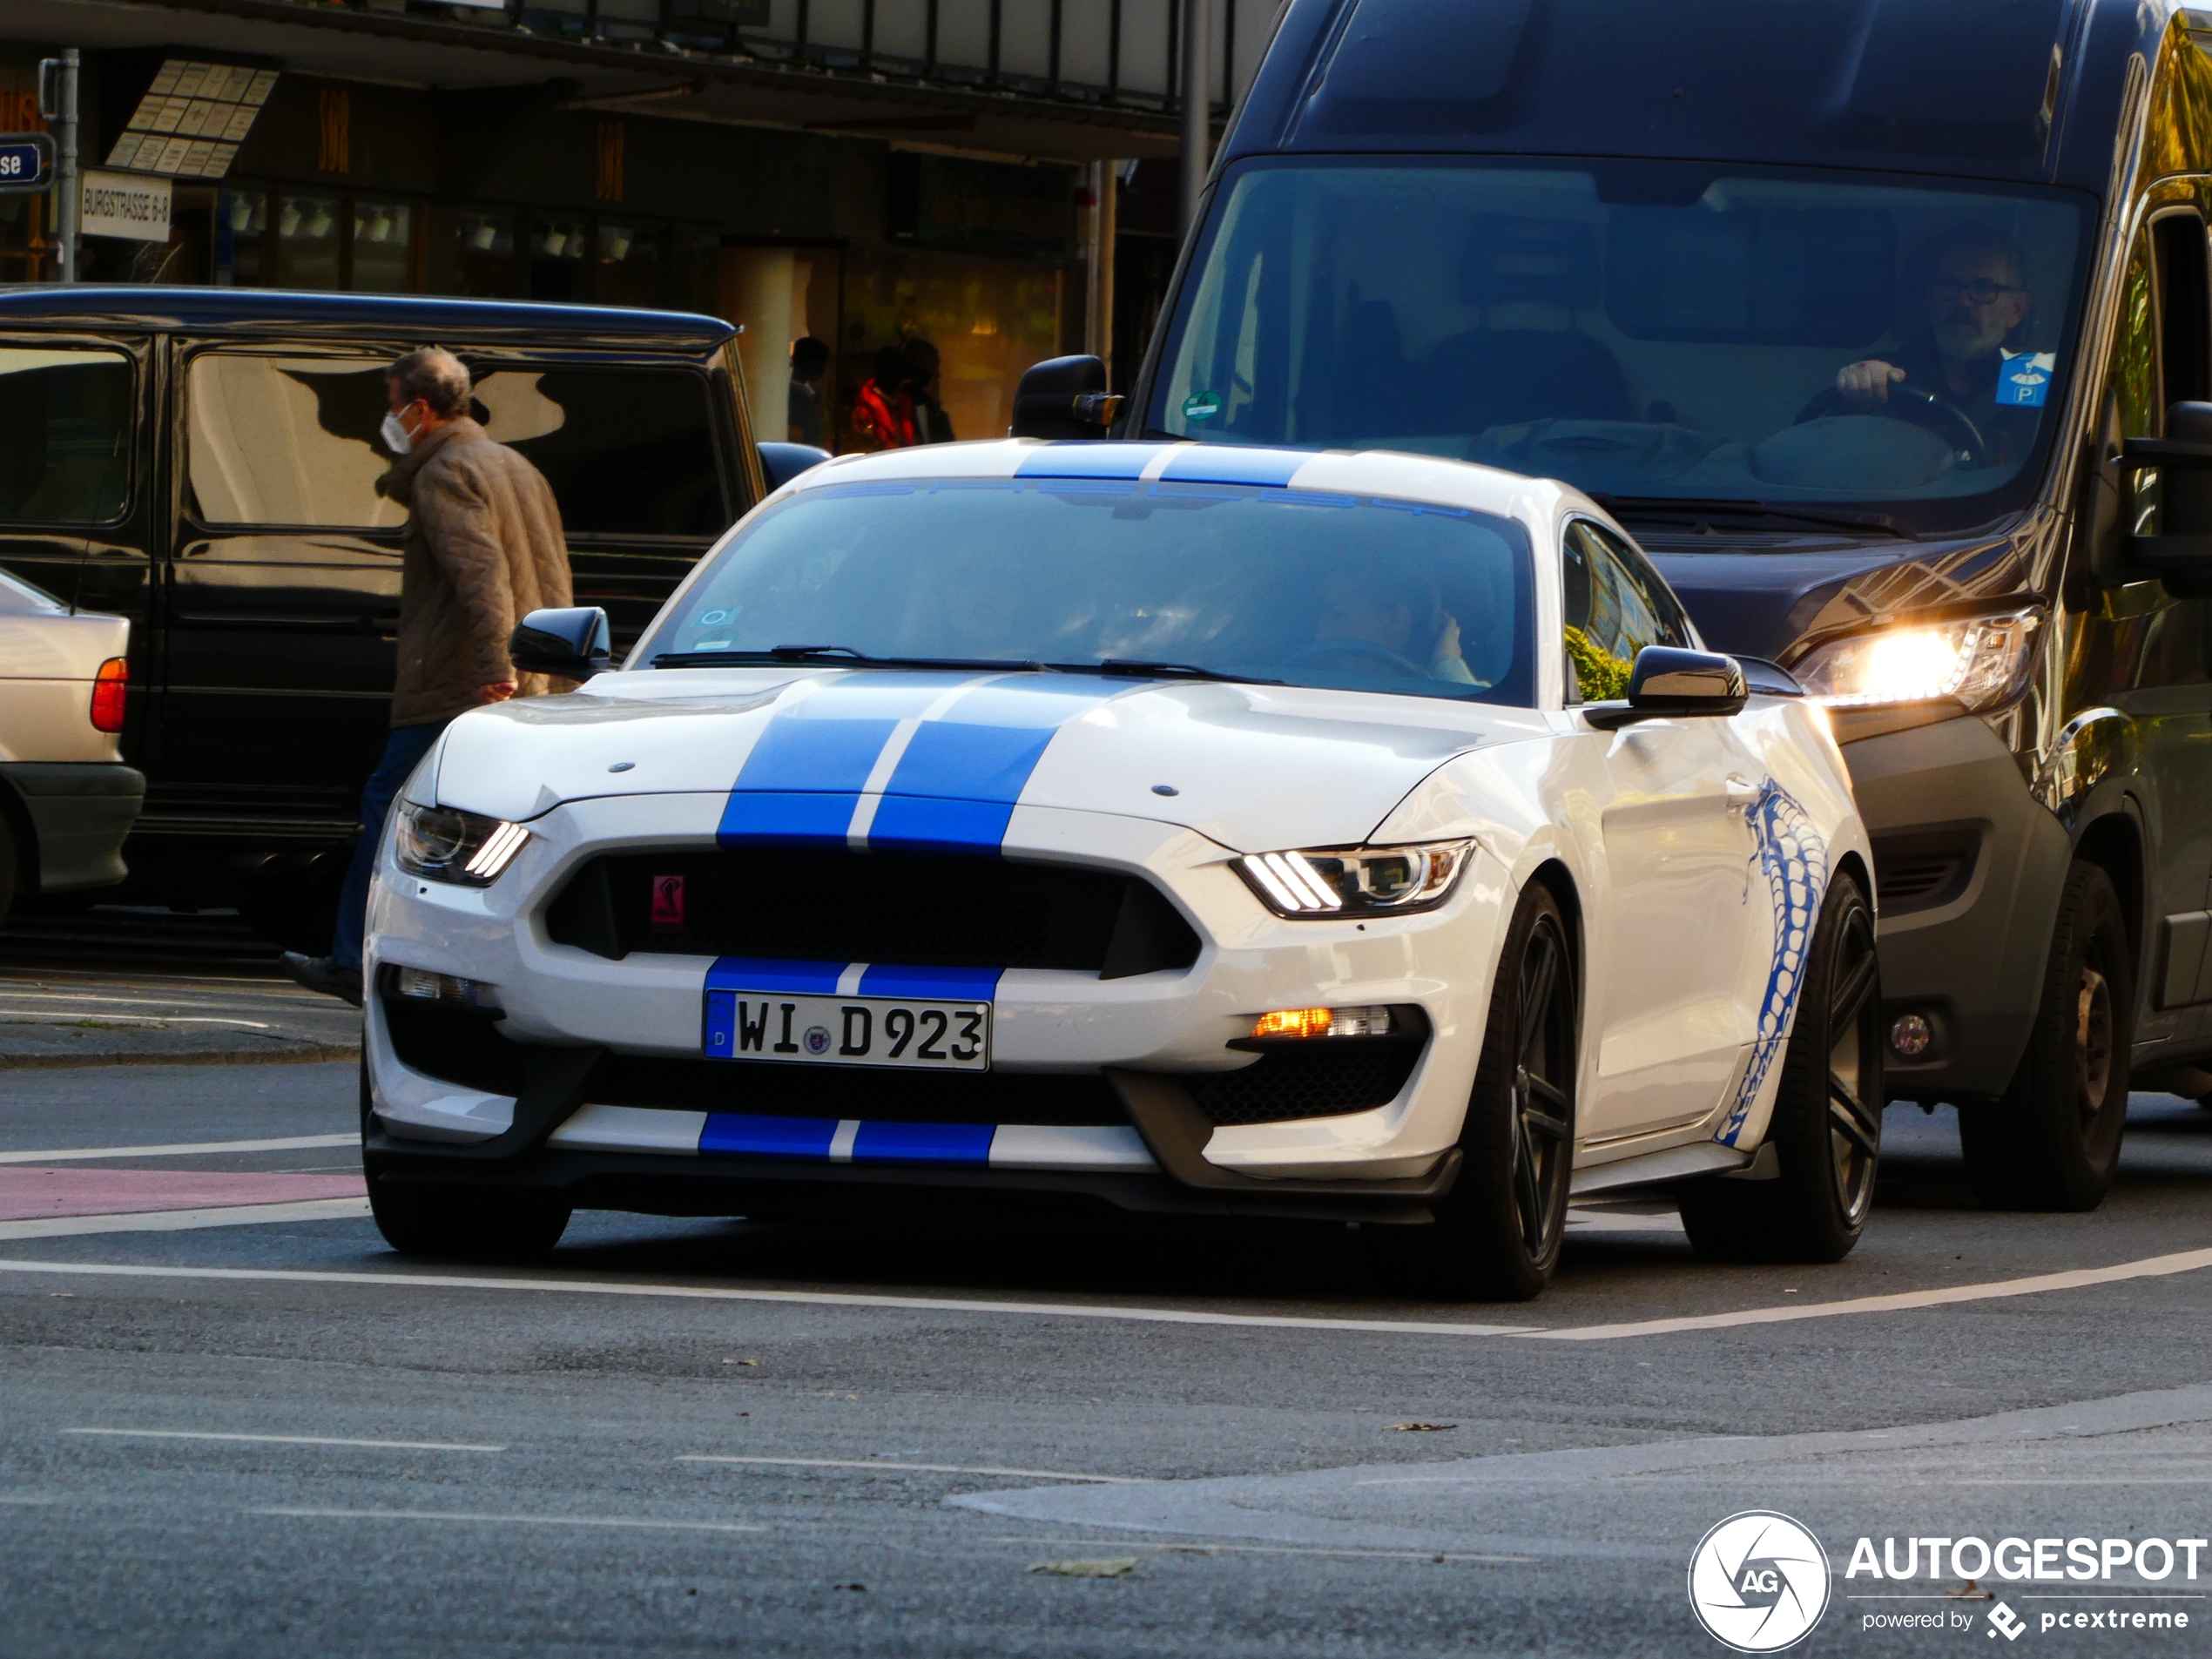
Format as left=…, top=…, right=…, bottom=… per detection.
left=90, top=658, right=127, bottom=733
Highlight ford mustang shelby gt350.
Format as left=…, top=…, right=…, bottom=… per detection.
left=362, top=440, right=1880, bottom=1298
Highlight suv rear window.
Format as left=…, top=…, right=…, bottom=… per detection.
left=469, top=366, right=725, bottom=537
left=0, top=346, right=132, bottom=524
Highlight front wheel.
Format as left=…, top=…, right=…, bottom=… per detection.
left=1425, top=882, right=1578, bottom=1301
left=1679, top=870, right=1883, bottom=1263
left=1959, top=860, right=2132, bottom=1211
left=368, top=1177, right=571, bottom=1262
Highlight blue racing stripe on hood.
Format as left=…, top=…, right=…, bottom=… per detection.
left=869, top=678, right=1121, bottom=854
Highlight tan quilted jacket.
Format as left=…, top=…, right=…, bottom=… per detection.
left=381, top=418, right=573, bottom=727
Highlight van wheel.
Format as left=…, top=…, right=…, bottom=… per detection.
left=1959, top=861, right=2132, bottom=1211
left=1425, top=882, right=1577, bottom=1301
left=1678, top=871, right=1883, bottom=1263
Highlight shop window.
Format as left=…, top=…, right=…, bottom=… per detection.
left=0, top=192, right=54, bottom=284
left=439, top=210, right=521, bottom=298
left=469, top=366, right=724, bottom=536
left=530, top=217, right=592, bottom=301
left=352, top=199, right=415, bottom=293
left=0, top=347, right=132, bottom=523
left=278, top=193, right=343, bottom=290
left=185, top=352, right=404, bottom=529
left=223, top=187, right=270, bottom=286
left=595, top=223, right=664, bottom=307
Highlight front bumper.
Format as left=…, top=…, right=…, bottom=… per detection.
left=362, top=792, right=1508, bottom=1218
left=0, top=762, right=145, bottom=893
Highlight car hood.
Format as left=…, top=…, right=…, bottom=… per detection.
left=426, top=668, right=1553, bottom=853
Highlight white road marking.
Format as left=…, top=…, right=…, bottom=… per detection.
left=981, top=1534, right=1534, bottom=1564
left=0, top=1012, right=272, bottom=1028
left=248, top=1507, right=765, bottom=1534
left=66, top=1428, right=502, bottom=1453
left=0, top=1258, right=1531, bottom=1335
left=679, top=1454, right=1141, bottom=1483
left=0, top=1135, right=357, bottom=1165
left=1526, top=1245, right=2212, bottom=1340
left=0, top=1198, right=370, bottom=1242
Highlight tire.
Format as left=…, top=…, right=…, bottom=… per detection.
left=1425, top=882, right=1578, bottom=1301
left=360, top=1061, right=570, bottom=1260
left=1678, top=871, right=1883, bottom=1264
left=1959, top=861, right=2133, bottom=1211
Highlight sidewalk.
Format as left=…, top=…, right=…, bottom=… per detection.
left=0, top=968, right=361, bottom=1069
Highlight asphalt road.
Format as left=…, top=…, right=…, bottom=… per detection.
left=4, top=1060, right=2212, bottom=1656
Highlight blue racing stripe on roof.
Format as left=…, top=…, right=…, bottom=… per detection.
left=1157, top=447, right=1310, bottom=487
left=850, top=1121, right=995, bottom=1164
left=1014, top=442, right=1167, bottom=480
left=855, top=964, right=1002, bottom=1001
left=699, top=1114, right=840, bottom=1159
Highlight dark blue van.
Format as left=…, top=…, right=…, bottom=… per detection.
left=1049, top=0, right=2212, bottom=1211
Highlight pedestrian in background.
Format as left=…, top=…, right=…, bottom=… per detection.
left=848, top=344, right=916, bottom=450
left=902, top=336, right=956, bottom=444
left=787, top=335, right=829, bottom=448
left=282, top=347, right=573, bottom=1004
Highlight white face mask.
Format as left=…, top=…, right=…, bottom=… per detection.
left=380, top=411, right=414, bottom=455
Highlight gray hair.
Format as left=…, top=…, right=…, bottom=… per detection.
left=388, top=347, right=470, bottom=417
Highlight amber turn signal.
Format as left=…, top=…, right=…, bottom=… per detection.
left=1252, top=1007, right=1335, bottom=1040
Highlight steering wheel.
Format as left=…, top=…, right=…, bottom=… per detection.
left=1285, top=637, right=1430, bottom=678
left=1795, top=382, right=1991, bottom=469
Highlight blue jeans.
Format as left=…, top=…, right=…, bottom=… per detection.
left=331, top=720, right=449, bottom=971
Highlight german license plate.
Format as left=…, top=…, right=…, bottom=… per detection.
left=704, top=990, right=990, bottom=1071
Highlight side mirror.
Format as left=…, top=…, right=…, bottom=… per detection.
left=1010, top=354, right=1123, bottom=440
left=758, top=442, right=830, bottom=492
left=510, top=606, right=610, bottom=681
left=1585, top=646, right=1746, bottom=727
left=2121, top=401, right=2212, bottom=597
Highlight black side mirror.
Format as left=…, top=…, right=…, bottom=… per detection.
left=1010, top=354, right=1123, bottom=440
left=510, top=606, right=610, bottom=681
left=1584, top=646, right=1747, bottom=728
left=758, top=442, right=830, bottom=493
left=2121, top=401, right=2212, bottom=596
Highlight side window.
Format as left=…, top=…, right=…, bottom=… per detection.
left=1561, top=519, right=1689, bottom=700
left=185, top=352, right=403, bottom=529
left=469, top=367, right=726, bottom=537
left=0, top=346, right=133, bottom=524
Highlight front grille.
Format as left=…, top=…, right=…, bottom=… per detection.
left=1181, top=1042, right=1424, bottom=1126
left=381, top=998, right=1125, bottom=1129
left=548, top=848, right=1200, bottom=978
left=1873, top=826, right=1981, bottom=915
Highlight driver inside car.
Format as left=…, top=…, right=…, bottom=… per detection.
left=1829, top=228, right=2042, bottom=465
left=1312, top=567, right=1480, bottom=685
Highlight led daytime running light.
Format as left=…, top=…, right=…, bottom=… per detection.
left=1236, top=840, right=1473, bottom=919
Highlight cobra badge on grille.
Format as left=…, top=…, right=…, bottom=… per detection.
left=651, top=874, right=685, bottom=933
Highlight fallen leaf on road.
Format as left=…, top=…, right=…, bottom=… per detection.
left=1386, top=1422, right=1456, bottom=1433
left=833, top=1582, right=867, bottom=1593
left=1028, top=1559, right=1139, bottom=1578
left=724, top=1359, right=759, bottom=1366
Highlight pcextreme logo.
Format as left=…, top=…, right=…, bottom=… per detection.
left=1688, top=1511, right=1832, bottom=1652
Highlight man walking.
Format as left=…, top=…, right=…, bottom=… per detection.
left=283, top=347, right=572, bottom=1003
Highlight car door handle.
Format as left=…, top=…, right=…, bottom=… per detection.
left=1724, top=776, right=1759, bottom=811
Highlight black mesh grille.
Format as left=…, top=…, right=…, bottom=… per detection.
left=548, top=848, right=1199, bottom=977
left=1873, top=827, right=1980, bottom=915
left=383, top=998, right=525, bottom=1096
left=1181, top=1042, right=1424, bottom=1127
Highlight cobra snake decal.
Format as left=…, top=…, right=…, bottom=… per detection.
left=1718, top=779, right=1831, bottom=1146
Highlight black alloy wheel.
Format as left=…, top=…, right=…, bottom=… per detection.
left=1679, top=871, right=1883, bottom=1263
left=1426, top=882, right=1578, bottom=1301
left=1959, top=861, right=2133, bottom=1211
left=359, top=1060, right=572, bottom=1261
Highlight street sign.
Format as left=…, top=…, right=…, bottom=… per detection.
left=0, top=132, right=54, bottom=194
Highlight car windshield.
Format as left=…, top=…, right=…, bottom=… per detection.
left=1152, top=159, right=2091, bottom=537
left=640, top=474, right=1535, bottom=706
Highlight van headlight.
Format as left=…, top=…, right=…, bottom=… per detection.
left=1791, top=608, right=2042, bottom=711
left=394, top=802, right=529, bottom=886
left=1237, top=840, right=1472, bottom=917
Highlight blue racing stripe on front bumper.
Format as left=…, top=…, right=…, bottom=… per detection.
left=854, top=964, right=1002, bottom=1000
left=699, top=1114, right=840, bottom=1158
left=851, top=1121, right=995, bottom=1163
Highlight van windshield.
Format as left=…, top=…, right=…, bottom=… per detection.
left=1152, top=160, right=2091, bottom=538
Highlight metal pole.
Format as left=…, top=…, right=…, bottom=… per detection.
left=57, top=50, right=78, bottom=283
left=1097, top=159, right=1118, bottom=386
left=1177, top=0, right=1209, bottom=239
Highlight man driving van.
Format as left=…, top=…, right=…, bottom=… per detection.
left=1830, top=227, right=2046, bottom=465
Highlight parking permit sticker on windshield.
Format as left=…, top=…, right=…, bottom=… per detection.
left=1183, top=390, right=1223, bottom=421
left=1998, top=350, right=2056, bottom=408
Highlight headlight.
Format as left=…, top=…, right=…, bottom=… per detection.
left=394, top=801, right=529, bottom=886
left=1791, top=609, right=2042, bottom=711
left=1236, top=840, right=1472, bottom=917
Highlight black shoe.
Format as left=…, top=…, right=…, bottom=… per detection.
left=281, top=952, right=363, bottom=1007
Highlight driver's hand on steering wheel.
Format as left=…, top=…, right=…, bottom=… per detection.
left=1837, top=360, right=1907, bottom=404
left=1428, top=612, right=1479, bottom=685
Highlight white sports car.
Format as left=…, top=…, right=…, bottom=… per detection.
left=362, top=441, right=1880, bottom=1298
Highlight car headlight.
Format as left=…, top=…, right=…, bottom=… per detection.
left=1236, top=840, right=1472, bottom=917
left=394, top=801, right=529, bottom=886
left=1791, top=608, right=2042, bottom=712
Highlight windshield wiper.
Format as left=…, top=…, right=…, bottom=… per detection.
left=651, top=645, right=1044, bottom=671
left=1590, top=495, right=1914, bottom=540
left=1049, top=658, right=1284, bottom=685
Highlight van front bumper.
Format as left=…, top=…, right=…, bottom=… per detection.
left=1839, top=711, right=2067, bottom=1103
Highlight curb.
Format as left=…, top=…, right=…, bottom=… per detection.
left=0, top=1043, right=362, bottom=1071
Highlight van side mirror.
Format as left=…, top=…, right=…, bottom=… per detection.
left=510, top=606, right=610, bottom=681
left=2121, top=401, right=2212, bottom=597
left=1583, top=647, right=1747, bottom=728
left=758, top=442, right=829, bottom=492
left=1010, top=354, right=1123, bottom=440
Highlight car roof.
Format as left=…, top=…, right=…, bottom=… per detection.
left=787, top=438, right=1586, bottom=526
left=0, top=286, right=735, bottom=347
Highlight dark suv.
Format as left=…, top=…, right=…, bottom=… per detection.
left=0, top=287, right=770, bottom=943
